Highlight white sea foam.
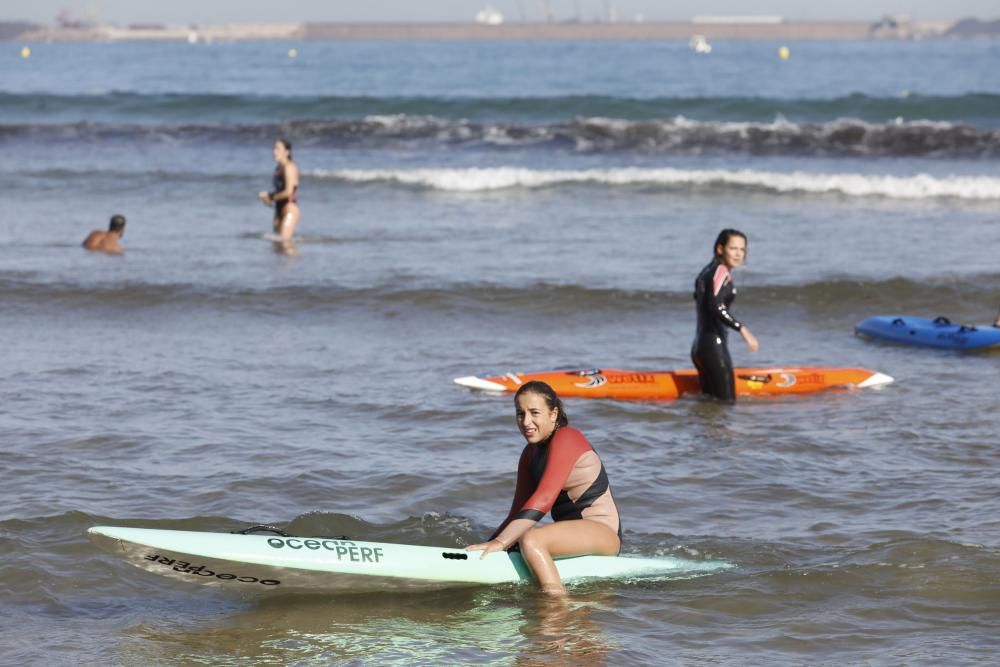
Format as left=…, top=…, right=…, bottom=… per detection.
left=313, top=167, right=1000, bottom=200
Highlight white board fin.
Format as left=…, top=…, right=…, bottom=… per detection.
left=858, top=371, right=894, bottom=388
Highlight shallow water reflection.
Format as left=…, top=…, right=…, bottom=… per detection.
left=115, top=586, right=623, bottom=665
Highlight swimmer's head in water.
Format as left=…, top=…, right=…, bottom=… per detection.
left=109, top=214, right=126, bottom=234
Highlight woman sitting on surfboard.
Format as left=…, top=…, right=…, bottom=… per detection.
left=466, top=381, right=621, bottom=596
left=691, top=228, right=759, bottom=402
left=257, top=139, right=300, bottom=245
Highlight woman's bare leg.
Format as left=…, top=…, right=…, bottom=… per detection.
left=277, top=205, right=300, bottom=240
left=519, top=521, right=620, bottom=595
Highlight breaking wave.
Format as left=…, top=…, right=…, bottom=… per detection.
left=3, top=114, right=998, bottom=158
left=317, top=166, right=1000, bottom=200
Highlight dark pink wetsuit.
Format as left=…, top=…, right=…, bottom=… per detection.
left=490, top=426, right=622, bottom=545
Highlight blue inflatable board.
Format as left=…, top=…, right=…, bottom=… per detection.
left=855, top=315, right=1000, bottom=351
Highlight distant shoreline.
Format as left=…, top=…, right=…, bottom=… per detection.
left=4, top=18, right=999, bottom=43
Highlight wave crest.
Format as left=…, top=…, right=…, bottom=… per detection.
left=3, top=114, right=997, bottom=158
left=317, top=166, right=1000, bottom=200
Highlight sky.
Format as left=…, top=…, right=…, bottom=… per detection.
left=2, top=0, right=996, bottom=25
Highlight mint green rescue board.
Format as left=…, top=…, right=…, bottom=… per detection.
left=89, top=526, right=733, bottom=594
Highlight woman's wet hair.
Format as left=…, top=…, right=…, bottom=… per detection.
left=278, top=139, right=293, bottom=159
left=714, top=228, right=747, bottom=258
left=514, top=380, right=569, bottom=427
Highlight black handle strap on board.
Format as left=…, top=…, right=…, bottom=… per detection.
left=232, top=524, right=353, bottom=540
left=232, top=524, right=290, bottom=536
left=930, top=315, right=977, bottom=332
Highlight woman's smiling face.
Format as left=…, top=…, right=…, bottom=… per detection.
left=515, top=391, right=559, bottom=444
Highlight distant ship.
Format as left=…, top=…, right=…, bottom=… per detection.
left=475, top=6, right=504, bottom=26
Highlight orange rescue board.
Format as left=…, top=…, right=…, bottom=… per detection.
left=454, top=367, right=893, bottom=401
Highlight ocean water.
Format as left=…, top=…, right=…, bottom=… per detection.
left=2, top=38, right=999, bottom=665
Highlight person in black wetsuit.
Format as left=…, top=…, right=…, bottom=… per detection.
left=691, top=229, right=759, bottom=402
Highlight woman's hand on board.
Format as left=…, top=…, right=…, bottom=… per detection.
left=465, top=538, right=507, bottom=560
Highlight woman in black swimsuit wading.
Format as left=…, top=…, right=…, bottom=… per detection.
left=257, top=139, right=300, bottom=241
left=691, top=229, right=759, bottom=402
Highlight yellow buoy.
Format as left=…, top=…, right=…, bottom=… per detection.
left=778, top=46, right=790, bottom=60
left=21, top=46, right=31, bottom=59
left=288, top=48, right=297, bottom=59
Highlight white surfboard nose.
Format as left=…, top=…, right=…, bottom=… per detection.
left=453, top=376, right=507, bottom=392
left=858, top=371, right=894, bottom=388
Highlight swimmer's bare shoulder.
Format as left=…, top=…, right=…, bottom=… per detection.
left=82, top=231, right=123, bottom=254
left=82, top=231, right=104, bottom=249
